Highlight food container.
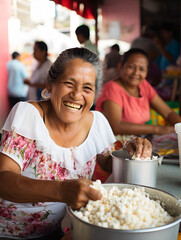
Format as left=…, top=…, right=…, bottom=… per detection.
left=111, top=149, right=161, bottom=187
left=67, top=183, right=181, bottom=240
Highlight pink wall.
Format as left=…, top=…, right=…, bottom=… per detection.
left=0, top=0, right=10, bottom=128
left=101, top=0, right=141, bottom=43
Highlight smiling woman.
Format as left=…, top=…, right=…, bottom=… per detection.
left=95, top=48, right=181, bottom=139
left=48, top=58, right=96, bottom=127
left=0, top=47, right=152, bottom=240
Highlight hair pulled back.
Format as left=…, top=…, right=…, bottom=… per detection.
left=121, top=48, right=149, bottom=66
left=47, top=47, right=103, bottom=96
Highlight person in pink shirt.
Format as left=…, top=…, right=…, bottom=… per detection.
left=96, top=48, right=181, bottom=140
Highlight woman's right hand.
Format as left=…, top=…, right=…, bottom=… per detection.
left=59, top=179, right=102, bottom=210
left=155, top=125, right=174, bottom=135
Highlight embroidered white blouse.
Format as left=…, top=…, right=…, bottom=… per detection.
left=0, top=102, right=115, bottom=239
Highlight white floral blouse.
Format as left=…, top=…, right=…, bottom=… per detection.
left=0, top=102, right=115, bottom=239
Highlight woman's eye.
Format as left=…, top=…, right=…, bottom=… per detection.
left=84, top=86, right=93, bottom=92
left=128, top=65, right=134, bottom=69
left=64, top=81, right=73, bottom=87
left=140, top=68, right=146, bottom=72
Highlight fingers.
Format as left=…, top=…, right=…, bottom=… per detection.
left=163, top=126, right=174, bottom=135
left=86, top=186, right=102, bottom=201
left=125, top=137, right=152, bottom=159
left=59, top=179, right=102, bottom=210
left=156, top=126, right=174, bottom=135
left=73, top=180, right=102, bottom=210
left=123, top=140, right=135, bottom=156
left=134, top=137, right=152, bottom=159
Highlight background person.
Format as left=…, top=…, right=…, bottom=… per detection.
left=153, top=22, right=180, bottom=101
left=103, top=44, right=122, bottom=83
left=154, top=22, right=180, bottom=71
left=131, top=25, right=161, bottom=87
left=75, top=24, right=98, bottom=55
left=131, top=24, right=159, bottom=65
left=95, top=48, right=181, bottom=147
left=104, top=44, right=122, bottom=70
left=0, top=47, right=152, bottom=239
left=7, top=51, right=29, bottom=109
left=75, top=25, right=99, bottom=110
left=24, top=41, right=52, bottom=101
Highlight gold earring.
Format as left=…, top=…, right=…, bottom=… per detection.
left=41, top=88, right=51, bottom=100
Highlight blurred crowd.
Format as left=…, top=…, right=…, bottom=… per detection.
left=7, top=21, right=180, bottom=110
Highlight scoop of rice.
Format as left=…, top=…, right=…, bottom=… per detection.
left=131, top=153, right=158, bottom=161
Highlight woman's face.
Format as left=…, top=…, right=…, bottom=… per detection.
left=50, top=58, right=96, bottom=124
left=120, top=53, right=148, bottom=88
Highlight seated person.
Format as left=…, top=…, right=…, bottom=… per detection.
left=0, top=47, right=151, bottom=239
left=95, top=48, right=181, bottom=148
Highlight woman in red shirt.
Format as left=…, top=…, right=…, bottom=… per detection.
left=96, top=48, right=181, bottom=140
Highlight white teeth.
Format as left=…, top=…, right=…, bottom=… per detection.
left=64, top=102, right=81, bottom=110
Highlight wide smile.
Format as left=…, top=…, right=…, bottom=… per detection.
left=63, top=101, right=82, bottom=111
left=130, top=76, right=140, bottom=80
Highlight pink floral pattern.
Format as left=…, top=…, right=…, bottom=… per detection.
left=0, top=200, right=52, bottom=238
left=0, top=130, right=112, bottom=238
left=1, top=131, right=95, bottom=180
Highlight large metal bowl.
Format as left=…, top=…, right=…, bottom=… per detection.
left=67, top=183, right=181, bottom=240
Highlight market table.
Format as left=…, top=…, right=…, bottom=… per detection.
left=156, top=163, right=181, bottom=199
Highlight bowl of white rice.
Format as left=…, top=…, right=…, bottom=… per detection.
left=67, top=181, right=181, bottom=240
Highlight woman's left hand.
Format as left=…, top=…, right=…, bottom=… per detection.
left=124, top=137, right=152, bottom=159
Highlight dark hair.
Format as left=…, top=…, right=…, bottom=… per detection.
left=111, top=44, right=120, bottom=52
left=75, top=25, right=90, bottom=39
left=35, top=41, right=48, bottom=57
left=12, top=52, right=20, bottom=59
left=159, top=22, right=173, bottom=32
left=121, top=48, right=149, bottom=66
left=47, top=47, right=103, bottom=97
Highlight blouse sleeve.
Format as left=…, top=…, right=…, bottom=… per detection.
left=0, top=130, right=36, bottom=171
left=104, top=83, right=124, bottom=108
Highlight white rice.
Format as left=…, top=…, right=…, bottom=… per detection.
left=74, top=180, right=174, bottom=230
